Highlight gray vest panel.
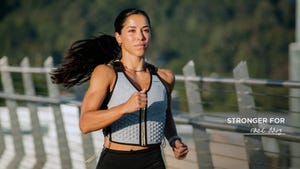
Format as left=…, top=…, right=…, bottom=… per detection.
left=107, top=71, right=168, bottom=146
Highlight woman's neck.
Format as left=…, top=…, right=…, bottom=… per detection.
left=121, top=57, right=146, bottom=72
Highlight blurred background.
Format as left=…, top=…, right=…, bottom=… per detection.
left=0, top=0, right=295, bottom=77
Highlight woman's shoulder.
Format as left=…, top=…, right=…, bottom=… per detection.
left=156, top=67, right=175, bottom=87
left=90, top=64, right=116, bottom=84
left=93, top=64, right=115, bottom=75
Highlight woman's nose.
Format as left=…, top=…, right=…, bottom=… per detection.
left=137, top=30, right=145, bottom=40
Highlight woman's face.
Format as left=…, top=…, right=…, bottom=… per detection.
left=115, top=14, right=151, bottom=58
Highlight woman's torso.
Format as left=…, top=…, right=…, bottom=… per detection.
left=103, top=62, right=168, bottom=151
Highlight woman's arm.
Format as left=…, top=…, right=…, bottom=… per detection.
left=79, top=64, right=147, bottom=134
left=80, top=64, right=123, bottom=133
left=158, top=68, right=189, bottom=160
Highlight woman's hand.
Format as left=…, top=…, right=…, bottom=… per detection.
left=173, top=139, right=189, bottom=160
left=123, top=89, right=147, bottom=113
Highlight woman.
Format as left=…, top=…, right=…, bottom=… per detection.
left=51, top=8, right=188, bottom=169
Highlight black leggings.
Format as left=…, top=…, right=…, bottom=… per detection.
left=96, top=146, right=166, bottom=169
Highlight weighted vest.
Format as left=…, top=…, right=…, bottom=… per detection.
left=105, top=61, right=168, bottom=146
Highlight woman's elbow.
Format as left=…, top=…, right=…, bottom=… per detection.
left=79, top=121, right=91, bottom=134
left=79, top=112, right=105, bottom=134
left=79, top=125, right=89, bottom=134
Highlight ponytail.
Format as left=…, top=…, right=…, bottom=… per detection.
left=50, top=34, right=120, bottom=88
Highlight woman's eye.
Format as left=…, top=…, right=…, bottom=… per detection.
left=128, top=29, right=135, bottom=33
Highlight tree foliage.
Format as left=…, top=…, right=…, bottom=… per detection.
left=0, top=0, right=295, bottom=80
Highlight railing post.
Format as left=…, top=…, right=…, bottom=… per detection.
left=0, top=56, right=25, bottom=169
left=0, top=60, right=5, bottom=160
left=76, top=85, right=97, bottom=169
left=44, top=56, right=72, bottom=169
left=183, top=60, right=213, bottom=169
left=82, top=134, right=97, bottom=168
left=289, top=27, right=300, bottom=169
left=21, top=57, right=46, bottom=169
left=233, top=61, right=268, bottom=169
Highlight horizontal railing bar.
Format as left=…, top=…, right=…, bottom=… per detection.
left=2, top=67, right=300, bottom=88
left=0, top=66, right=51, bottom=73
left=0, top=92, right=81, bottom=107
left=175, top=75, right=300, bottom=88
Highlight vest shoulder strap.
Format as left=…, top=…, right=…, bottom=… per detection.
left=111, top=60, right=123, bottom=72
left=146, top=63, right=158, bottom=75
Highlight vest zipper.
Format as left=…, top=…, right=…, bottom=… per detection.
left=140, top=107, right=147, bottom=146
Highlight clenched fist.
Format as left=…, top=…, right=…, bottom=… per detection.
left=124, top=89, right=147, bottom=113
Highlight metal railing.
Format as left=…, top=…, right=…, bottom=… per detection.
left=1, top=57, right=300, bottom=169
left=172, top=60, right=300, bottom=169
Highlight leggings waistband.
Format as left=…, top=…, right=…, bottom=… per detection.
left=104, top=145, right=161, bottom=154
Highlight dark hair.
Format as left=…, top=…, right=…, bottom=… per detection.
left=114, top=8, right=151, bottom=34
left=50, top=8, right=151, bottom=88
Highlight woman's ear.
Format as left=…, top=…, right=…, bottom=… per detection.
left=114, top=32, right=121, bottom=46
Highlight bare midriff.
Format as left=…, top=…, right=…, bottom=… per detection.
left=103, top=136, right=155, bottom=151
